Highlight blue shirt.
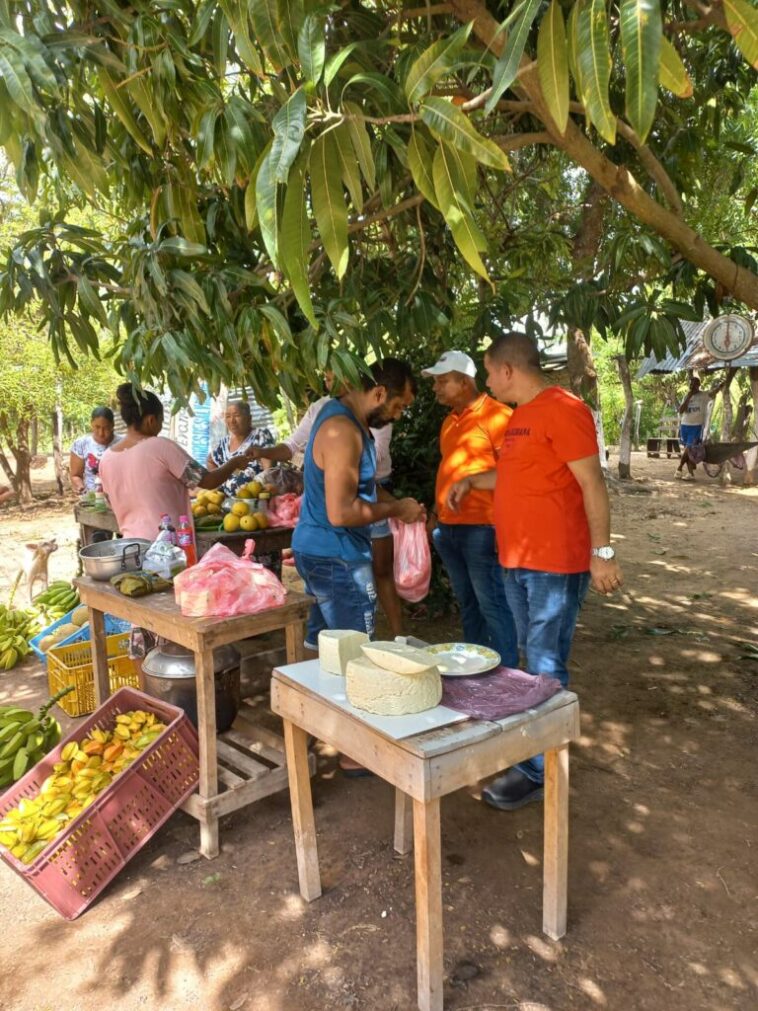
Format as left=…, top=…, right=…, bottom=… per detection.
left=293, top=399, right=376, bottom=562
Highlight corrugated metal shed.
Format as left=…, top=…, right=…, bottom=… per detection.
left=636, top=319, right=758, bottom=378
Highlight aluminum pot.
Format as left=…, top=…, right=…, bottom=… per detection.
left=141, top=642, right=241, bottom=733
left=79, top=538, right=152, bottom=580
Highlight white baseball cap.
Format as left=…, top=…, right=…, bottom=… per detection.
left=420, top=350, right=477, bottom=378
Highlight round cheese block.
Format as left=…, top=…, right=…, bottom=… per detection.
left=346, top=656, right=442, bottom=716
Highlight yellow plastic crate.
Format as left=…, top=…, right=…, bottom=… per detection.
left=47, top=633, right=139, bottom=717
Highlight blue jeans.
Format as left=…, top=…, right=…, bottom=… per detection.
left=503, top=568, right=590, bottom=784
left=294, top=552, right=377, bottom=650
left=432, top=523, right=518, bottom=667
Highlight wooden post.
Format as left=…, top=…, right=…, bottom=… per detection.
left=394, top=788, right=413, bottom=855
left=89, top=608, right=110, bottom=706
left=543, top=744, right=569, bottom=940
left=413, top=797, right=443, bottom=1011
left=195, top=646, right=220, bottom=859
left=285, top=618, right=306, bottom=663
left=283, top=719, right=322, bottom=901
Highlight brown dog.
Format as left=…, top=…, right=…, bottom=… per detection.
left=23, top=540, right=58, bottom=602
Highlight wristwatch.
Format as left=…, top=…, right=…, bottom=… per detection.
left=591, top=546, right=616, bottom=561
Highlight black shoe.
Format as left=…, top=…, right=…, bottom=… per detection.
left=482, top=767, right=544, bottom=811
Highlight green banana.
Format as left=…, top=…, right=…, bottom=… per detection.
left=0, top=722, right=21, bottom=744
left=0, top=731, right=23, bottom=758
left=12, top=747, right=29, bottom=781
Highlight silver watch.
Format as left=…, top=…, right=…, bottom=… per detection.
left=591, top=546, right=616, bottom=561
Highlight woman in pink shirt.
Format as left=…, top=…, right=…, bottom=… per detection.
left=100, top=384, right=257, bottom=541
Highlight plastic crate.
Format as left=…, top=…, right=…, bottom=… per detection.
left=0, top=686, right=199, bottom=920
left=29, top=611, right=132, bottom=661
left=47, top=633, right=138, bottom=717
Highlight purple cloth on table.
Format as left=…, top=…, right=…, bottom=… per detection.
left=441, top=666, right=563, bottom=721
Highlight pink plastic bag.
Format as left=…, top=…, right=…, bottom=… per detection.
left=267, top=493, right=302, bottom=528
left=389, top=519, right=431, bottom=603
left=173, top=540, right=286, bottom=617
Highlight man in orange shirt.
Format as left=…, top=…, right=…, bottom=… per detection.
left=449, top=332, right=622, bottom=811
left=423, top=350, right=518, bottom=667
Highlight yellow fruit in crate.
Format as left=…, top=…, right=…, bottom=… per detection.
left=246, top=480, right=263, bottom=497
left=236, top=487, right=251, bottom=499
left=210, top=490, right=225, bottom=505
left=223, top=513, right=241, bottom=532
left=192, top=504, right=207, bottom=517
left=253, top=512, right=269, bottom=530
left=239, top=514, right=258, bottom=532
left=206, top=503, right=221, bottom=515
left=231, top=501, right=249, bottom=517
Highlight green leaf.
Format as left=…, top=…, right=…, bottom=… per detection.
left=255, top=142, right=280, bottom=267
left=310, top=132, right=349, bottom=279
left=723, top=0, right=758, bottom=69
left=537, top=0, right=569, bottom=135
left=404, top=22, right=472, bottom=105
left=170, top=270, right=211, bottom=315
left=77, top=275, right=107, bottom=325
left=432, top=142, right=489, bottom=281
left=619, top=0, right=662, bottom=143
left=0, top=50, right=36, bottom=114
left=280, top=156, right=317, bottom=327
left=270, top=88, right=307, bottom=185
left=408, top=129, right=439, bottom=210
left=197, top=107, right=219, bottom=168
left=245, top=145, right=269, bottom=231
left=658, top=37, right=693, bottom=98
left=298, top=14, right=325, bottom=87
left=125, top=76, right=167, bottom=149
left=485, top=0, right=542, bottom=114
left=97, top=67, right=153, bottom=155
left=220, top=0, right=264, bottom=76
left=343, top=101, right=375, bottom=192
left=333, top=122, right=363, bottom=211
left=566, top=0, right=583, bottom=95
left=250, top=0, right=290, bottom=71
left=324, top=41, right=360, bottom=88
left=578, top=0, right=616, bottom=144
left=419, top=97, right=510, bottom=171
left=159, top=237, right=208, bottom=257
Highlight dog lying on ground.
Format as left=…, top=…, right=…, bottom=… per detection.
left=22, top=539, right=58, bottom=602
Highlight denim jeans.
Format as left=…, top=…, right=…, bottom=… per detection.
left=432, top=523, right=518, bottom=667
left=294, top=552, right=377, bottom=650
left=503, top=567, right=590, bottom=784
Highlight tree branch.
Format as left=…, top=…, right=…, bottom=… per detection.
left=492, top=131, right=553, bottom=152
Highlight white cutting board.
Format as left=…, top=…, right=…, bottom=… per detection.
left=275, top=660, right=467, bottom=741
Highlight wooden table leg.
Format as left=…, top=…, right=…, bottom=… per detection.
left=89, top=608, right=109, bottom=707
left=283, top=719, right=322, bottom=901
left=413, top=797, right=443, bottom=1011
left=394, top=788, right=413, bottom=855
left=285, top=619, right=306, bottom=663
left=543, top=743, right=569, bottom=940
left=195, top=646, right=220, bottom=859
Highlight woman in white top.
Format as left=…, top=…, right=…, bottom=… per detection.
left=69, top=407, right=122, bottom=494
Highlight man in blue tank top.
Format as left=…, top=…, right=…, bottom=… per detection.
left=293, top=358, right=425, bottom=656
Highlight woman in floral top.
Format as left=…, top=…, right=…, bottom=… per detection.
left=69, top=407, right=122, bottom=494
left=207, top=401, right=275, bottom=496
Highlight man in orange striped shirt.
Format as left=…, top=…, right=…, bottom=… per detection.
left=423, top=351, right=518, bottom=666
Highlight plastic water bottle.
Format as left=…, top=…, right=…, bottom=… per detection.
left=177, top=515, right=197, bottom=567
left=93, top=478, right=106, bottom=512
left=157, top=514, right=177, bottom=546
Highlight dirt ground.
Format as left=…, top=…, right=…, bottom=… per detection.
left=0, top=452, right=755, bottom=1011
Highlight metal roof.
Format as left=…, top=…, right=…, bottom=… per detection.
left=636, top=319, right=758, bottom=378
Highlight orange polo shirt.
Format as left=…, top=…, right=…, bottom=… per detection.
left=436, top=393, right=512, bottom=525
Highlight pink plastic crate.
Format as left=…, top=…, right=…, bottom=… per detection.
left=0, top=687, right=199, bottom=919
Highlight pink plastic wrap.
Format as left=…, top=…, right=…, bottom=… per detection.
left=389, top=519, right=431, bottom=603
left=267, top=493, right=302, bottom=528
left=173, top=540, right=286, bottom=616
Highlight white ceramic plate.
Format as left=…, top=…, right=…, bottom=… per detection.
left=426, top=642, right=501, bottom=677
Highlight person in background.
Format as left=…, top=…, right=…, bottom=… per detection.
left=448, top=332, right=622, bottom=812
left=206, top=400, right=275, bottom=496
left=100, top=384, right=259, bottom=541
left=253, top=370, right=411, bottom=638
left=675, top=372, right=732, bottom=480
left=422, top=350, right=518, bottom=667
left=0, top=484, right=14, bottom=505
left=69, top=407, right=121, bottom=495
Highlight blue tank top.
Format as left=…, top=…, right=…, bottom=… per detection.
left=292, top=399, right=377, bottom=562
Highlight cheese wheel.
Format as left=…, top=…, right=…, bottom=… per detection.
left=318, top=629, right=370, bottom=676
left=346, top=655, right=442, bottom=716
left=360, top=640, right=439, bottom=674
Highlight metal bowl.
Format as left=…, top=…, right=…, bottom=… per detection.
left=79, top=538, right=152, bottom=580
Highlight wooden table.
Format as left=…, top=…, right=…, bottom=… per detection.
left=76, top=576, right=313, bottom=858
left=271, top=662, right=580, bottom=1011
left=74, top=504, right=119, bottom=545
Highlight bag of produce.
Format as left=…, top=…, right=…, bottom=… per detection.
left=266, top=493, right=302, bottom=528
left=389, top=519, right=431, bottom=603
left=173, top=540, right=286, bottom=617
left=258, top=464, right=304, bottom=495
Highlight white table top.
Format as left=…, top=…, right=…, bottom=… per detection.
left=273, top=660, right=468, bottom=741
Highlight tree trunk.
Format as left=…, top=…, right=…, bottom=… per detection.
left=12, top=417, right=33, bottom=506
left=744, top=367, right=758, bottom=486
left=616, top=356, right=634, bottom=479
left=719, top=371, right=736, bottom=440
left=31, top=417, right=38, bottom=457
left=452, top=0, right=758, bottom=310
left=52, top=398, right=65, bottom=497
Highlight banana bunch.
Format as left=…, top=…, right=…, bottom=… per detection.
left=0, top=687, right=72, bottom=788
left=0, top=708, right=166, bottom=864
left=0, top=604, right=36, bottom=670
left=31, top=581, right=80, bottom=626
